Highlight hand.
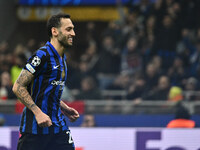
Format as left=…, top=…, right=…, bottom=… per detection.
left=35, top=111, right=52, bottom=128
left=62, top=107, right=79, bottom=122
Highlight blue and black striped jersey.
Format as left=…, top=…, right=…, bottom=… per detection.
left=20, top=41, right=69, bottom=134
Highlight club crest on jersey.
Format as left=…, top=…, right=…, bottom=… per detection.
left=31, top=56, right=41, bottom=66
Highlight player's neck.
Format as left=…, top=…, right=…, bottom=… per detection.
left=50, top=39, right=64, bottom=58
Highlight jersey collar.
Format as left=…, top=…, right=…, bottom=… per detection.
left=46, top=41, right=62, bottom=59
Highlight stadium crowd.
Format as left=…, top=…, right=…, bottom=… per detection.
left=1, top=0, right=200, bottom=102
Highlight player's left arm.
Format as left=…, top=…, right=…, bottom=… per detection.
left=60, top=101, right=79, bottom=122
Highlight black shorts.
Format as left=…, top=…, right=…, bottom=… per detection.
left=17, top=130, right=75, bottom=150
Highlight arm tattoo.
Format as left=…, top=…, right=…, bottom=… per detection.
left=15, top=70, right=36, bottom=110
left=30, top=104, right=36, bottom=109
left=16, top=69, right=33, bottom=87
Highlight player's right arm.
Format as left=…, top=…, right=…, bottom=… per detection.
left=12, top=69, right=52, bottom=127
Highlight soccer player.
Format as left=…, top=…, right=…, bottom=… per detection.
left=12, top=13, right=79, bottom=150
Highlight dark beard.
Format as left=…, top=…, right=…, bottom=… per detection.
left=58, top=38, right=70, bottom=48
left=58, top=31, right=72, bottom=48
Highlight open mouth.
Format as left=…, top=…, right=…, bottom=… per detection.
left=68, top=37, right=73, bottom=43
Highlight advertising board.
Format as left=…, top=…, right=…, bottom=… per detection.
left=0, top=127, right=199, bottom=150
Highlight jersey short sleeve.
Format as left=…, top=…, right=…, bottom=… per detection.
left=24, top=49, right=47, bottom=76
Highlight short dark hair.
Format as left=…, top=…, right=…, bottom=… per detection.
left=47, top=13, right=70, bottom=38
left=175, top=102, right=191, bottom=119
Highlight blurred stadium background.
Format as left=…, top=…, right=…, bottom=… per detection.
left=1, top=0, right=200, bottom=149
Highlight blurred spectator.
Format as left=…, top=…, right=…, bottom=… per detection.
left=189, top=40, right=200, bottom=77
left=107, top=72, right=131, bottom=90
left=76, top=76, right=102, bottom=100
left=10, top=53, right=27, bottom=84
left=134, top=0, right=151, bottom=17
left=167, top=2, right=183, bottom=27
left=107, top=72, right=131, bottom=100
left=167, top=56, right=186, bottom=86
left=121, top=36, right=142, bottom=75
left=178, top=29, right=200, bottom=77
left=145, top=15, right=156, bottom=38
left=150, top=0, right=165, bottom=23
left=0, top=41, right=9, bottom=55
left=0, top=61, right=11, bottom=74
left=184, top=77, right=198, bottom=91
left=0, top=72, right=16, bottom=100
left=168, top=86, right=183, bottom=101
left=181, top=0, right=199, bottom=29
left=25, top=38, right=37, bottom=57
left=152, top=15, right=179, bottom=67
left=150, top=55, right=163, bottom=74
left=69, top=60, right=92, bottom=89
left=141, top=15, right=156, bottom=57
left=96, top=35, right=120, bottom=89
left=142, top=75, right=170, bottom=101
left=71, top=45, right=99, bottom=89
left=143, top=63, right=160, bottom=92
left=167, top=102, right=196, bottom=128
left=0, top=41, right=12, bottom=73
left=13, top=43, right=26, bottom=56
left=81, top=114, right=96, bottom=127
left=183, top=77, right=199, bottom=101
left=80, top=42, right=99, bottom=75
left=85, top=22, right=99, bottom=44
left=66, top=51, right=83, bottom=89
left=102, top=20, right=124, bottom=48
left=126, top=75, right=146, bottom=101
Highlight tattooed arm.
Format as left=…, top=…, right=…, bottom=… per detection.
left=12, top=69, right=52, bottom=127
left=13, top=70, right=36, bottom=110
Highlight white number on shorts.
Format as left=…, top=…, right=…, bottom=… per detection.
left=66, top=131, right=73, bottom=144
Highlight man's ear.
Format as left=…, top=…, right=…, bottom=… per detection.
left=51, top=27, right=58, bottom=37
